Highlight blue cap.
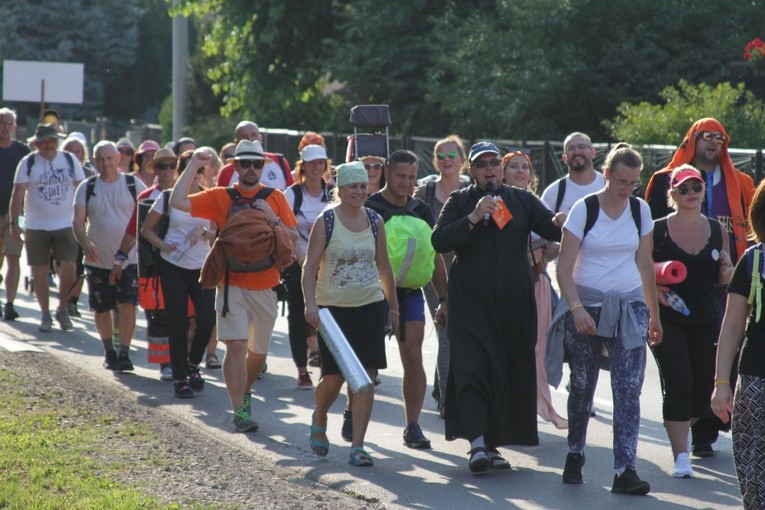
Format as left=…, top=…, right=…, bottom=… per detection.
left=468, top=141, right=500, bottom=162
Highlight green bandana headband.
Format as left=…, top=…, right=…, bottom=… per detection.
left=335, top=161, right=368, bottom=187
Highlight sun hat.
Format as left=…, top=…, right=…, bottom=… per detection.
left=30, top=123, right=59, bottom=143
left=300, top=144, right=328, bottom=162
left=146, top=148, right=178, bottom=172
left=233, top=139, right=271, bottom=161
left=116, top=138, right=135, bottom=151
left=335, top=161, right=368, bottom=186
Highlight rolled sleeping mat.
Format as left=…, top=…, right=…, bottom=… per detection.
left=654, top=260, right=688, bottom=285
left=317, top=308, right=374, bottom=394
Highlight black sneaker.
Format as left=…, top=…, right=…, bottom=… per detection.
left=3, top=303, right=19, bottom=321
left=691, top=443, right=714, bottom=458
left=174, top=381, right=194, bottom=399
left=562, top=452, right=585, bottom=484
left=188, top=366, right=205, bottom=392
left=117, top=352, right=134, bottom=372
left=403, top=422, right=431, bottom=449
left=611, top=468, right=650, bottom=495
left=103, top=350, right=119, bottom=370
left=341, top=409, right=353, bottom=442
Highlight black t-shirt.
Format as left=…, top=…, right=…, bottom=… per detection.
left=365, top=193, right=435, bottom=227
left=0, top=141, right=30, bottom=215
left=728, top=245, right=765, bottom=378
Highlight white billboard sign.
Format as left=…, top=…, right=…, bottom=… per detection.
left=2, top=60, right=84, bottom=104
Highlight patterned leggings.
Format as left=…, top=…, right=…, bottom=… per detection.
left=733, top=374, right=765, bottom=510
left=564, top=302, right=648, bottom=471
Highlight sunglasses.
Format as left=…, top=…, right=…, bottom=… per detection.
left=238, top=159, right=265, bottom=169
left=698, top=132, right=726, bottom=145
left=436, top=151, right=459, bottom=160
left=364, top=163, right=383, bottom=171
left=118, top=148, right=134, bottom=156
left=472, top=158, right=502, bottom=169
left=674, top=181, right=704, bottom=195
left=154, top=162, right=175, bottom=171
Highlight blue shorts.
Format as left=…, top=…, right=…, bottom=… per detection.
left=384, top=288, right=426, bottom=323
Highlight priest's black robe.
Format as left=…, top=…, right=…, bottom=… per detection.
left=431, top=184, right=561, bottom=446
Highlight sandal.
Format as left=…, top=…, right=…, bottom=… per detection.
left=468, top=447, right=490, bottom=473
left=486, top=447, right=511, bottom=469
left=348, top=447, right=374, bottom=467
left=307, top=351, right=320, bottom=368
left=205, top=353, right=221, bottom=369
left=309, top=413, right=329, bottom=457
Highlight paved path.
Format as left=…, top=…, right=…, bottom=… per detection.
left=1, top=270, right=743, bottom=509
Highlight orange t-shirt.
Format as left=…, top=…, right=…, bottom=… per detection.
left=189, top=184, right=297, bottom=290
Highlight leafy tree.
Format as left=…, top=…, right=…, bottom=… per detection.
left=606, top=80, right=765, bottom=148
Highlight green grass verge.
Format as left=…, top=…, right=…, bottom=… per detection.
left=0, top=367, right=210, bottom=510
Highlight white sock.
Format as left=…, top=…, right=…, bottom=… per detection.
left=470, top=436, right=485, bottom=451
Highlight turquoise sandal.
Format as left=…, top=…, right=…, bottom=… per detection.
left=348, top=447, right=374, bottom=467
left=309, top=413, right=329, bottom=457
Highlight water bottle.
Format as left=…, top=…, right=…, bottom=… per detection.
left=168, top=235, right=191, bottom=263
left=663, top=290, right=690, bottom=316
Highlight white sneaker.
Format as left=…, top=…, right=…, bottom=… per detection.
left=672, top=452, right=694, bottom=478
left=159, top=365, right=173, bottom=381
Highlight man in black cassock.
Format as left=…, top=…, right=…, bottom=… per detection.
left=431, top=142, right=563, bottom=473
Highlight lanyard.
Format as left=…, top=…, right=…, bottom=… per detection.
left=705, top=170, right=714, bottom=216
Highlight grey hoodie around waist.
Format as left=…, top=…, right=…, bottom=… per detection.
left=544, top=285, right=646, bottom=388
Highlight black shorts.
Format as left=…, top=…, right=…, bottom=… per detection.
left=318, top=300, right=387, bottom=377
left=86, top=264, right=139, bottom=313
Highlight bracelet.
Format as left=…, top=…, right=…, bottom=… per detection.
left=438, top=296, right=447, bottom=303
left=389, top=309, right=400, bottom=316
left=714, top=379, right=730, bottom=387
left=570, top=302, right=583, bottom=312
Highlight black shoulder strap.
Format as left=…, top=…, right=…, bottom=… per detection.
left=125, top=174, right=137, bottom=201
left=323, top=207, right=378, bottom=249
left=291, top=184, right=303, bottom=216
left=582, top=194, right=599, bottom=238
left=63, top=151, right=75, bottom=178
left=554, top=176, right=567, bottom=213
left=275, top=154, right=289, bottom=179
left=26, top=153, right=35, bottom=177
left=162, top=189, right=171, bottom=216
left=425, top=180, right=436, bottom=206
left=629, top=196, right=642, bottom=235
left=84, top=175, right=99, bottom=205
left=652, top=218, right=668, bottom=258
left=709, top=217, right=723, bottom=250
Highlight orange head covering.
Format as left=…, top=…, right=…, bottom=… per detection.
left=667, top=117, right=734, bottom=172
left=501, top=150, right=532, bottom=169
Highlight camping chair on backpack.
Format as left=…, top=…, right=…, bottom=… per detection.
left=345, top=104, right=391, bottom=162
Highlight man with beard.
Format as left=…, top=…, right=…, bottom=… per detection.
left=216, top=121, right=294, bottom=190
left=169, top=140, right=297, bottom=433
left=541, top=132, right=606, bottom=214
left=645, top=118, right=755, bottom=458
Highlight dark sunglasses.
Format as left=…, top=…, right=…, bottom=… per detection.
left=674, top=181, right=704, bottom=195
left=118, top=148, right=134, bottom=156
left=698, top=132, right=726, bottom=145
left=154, top=162, right=175, bottom=171
left=436, top=151, right=459, bottom=160
left=238, top=159, right=265, bottom=169
left=472, top=158, right=502, bottom=169
left=364, top=163, right=383, bottom=170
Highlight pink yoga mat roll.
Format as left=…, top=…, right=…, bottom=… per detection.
left=654, top=260, right=687, bottom=285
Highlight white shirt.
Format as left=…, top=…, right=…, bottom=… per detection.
left=74, top=173, right=147, bottom=269
left=563, top=195, right=653, bottom=293
left=541, top=172, right=606, bottom=213
left=15, top=151, right=86, bottom=230
left=149, top=192, right=211, bottom=270
left=284, top=185, right=330, bottom=261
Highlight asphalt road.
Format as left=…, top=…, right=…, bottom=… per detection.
left=0, top=268, right=743, bottom=510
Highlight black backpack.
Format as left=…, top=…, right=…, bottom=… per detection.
left=581, top=194, right=642, bottom=239
left=137, top=189, right=170, bottom=278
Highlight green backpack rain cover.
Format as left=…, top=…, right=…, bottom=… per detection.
left=381, top=201, right=435, bottom=289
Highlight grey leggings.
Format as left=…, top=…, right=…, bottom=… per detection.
left=564, top=302, right=648, bottom=471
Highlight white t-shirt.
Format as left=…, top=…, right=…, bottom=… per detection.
left=284, top=185, right=329, bottom=261
left=563, top=195, right=653, bottom=293
left=225, top=160, right=289, bottom=190
left=15, top=151, right=86, bottom=230
left=541, top=172, right=606, bottom=213
left=74, top=173, right=147, bottom=269
left=149, top=192, right=211, bottom=270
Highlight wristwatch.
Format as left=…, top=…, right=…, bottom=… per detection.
left=113, top=249, right=128, bottom=265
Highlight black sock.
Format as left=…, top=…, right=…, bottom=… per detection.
left=101, top=339, right=114, bottom=354
left=118, top=344, right=129, bottom=356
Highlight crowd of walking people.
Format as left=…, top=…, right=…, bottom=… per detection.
left=3, top=105, right=765, bottom=506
